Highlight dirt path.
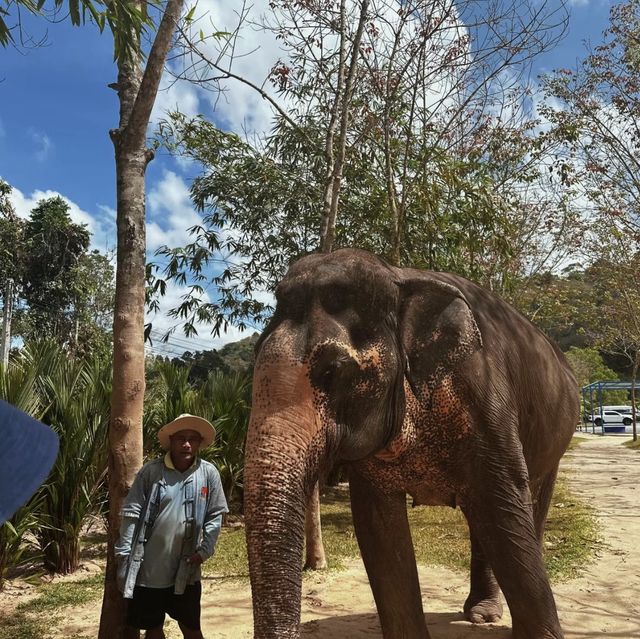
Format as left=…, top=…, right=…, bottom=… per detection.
left=55, top=434, right=640, bottom=638
left=553, top=434, right=640, bottom=639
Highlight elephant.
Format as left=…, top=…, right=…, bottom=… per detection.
left=244, top=248, right=578, bottom=639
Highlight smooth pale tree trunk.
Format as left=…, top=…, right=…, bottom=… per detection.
left=632, top=356, right=638, bottom=442
left=304, top=483, right=327, bottom=570
left=318, top=0, right=370, bottom=254
left=98, top=1, right=185, bottom=636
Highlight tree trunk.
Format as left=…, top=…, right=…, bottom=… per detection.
left=311, top=1, right=372, bottom=561
left=632, top=355, right=638, bottom=442
left=98, top=58, right=147, bottom=639
left=98, top=1, right=185, bottom=636
left=0, top=278, right=13, bottom=367
left=303, top=482, right=327, bottom=570
left=319, top=0, right=370, bottom=253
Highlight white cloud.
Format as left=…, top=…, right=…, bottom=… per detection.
left=150, top=72, right=202, bottom=126
left=97, top=203, right=117, bottom=221
left=7, top=185, right=115, bottom=252
left=145, top=279, right=256, bottom=356
left=29, top=129, right=53, bottom=162
left=179, top=0, right=285, bottom=137
left=146, top=170, right=203, bottom=250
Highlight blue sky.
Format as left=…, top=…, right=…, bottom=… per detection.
left=0, top=0, right=617, bottom=355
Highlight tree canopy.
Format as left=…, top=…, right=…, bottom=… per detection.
left=0, top=0, right=153, bottom=61
left=0, top=180, right=114, bottom=355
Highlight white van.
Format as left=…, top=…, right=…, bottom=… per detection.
left=591, top=405, right=638, bottom=427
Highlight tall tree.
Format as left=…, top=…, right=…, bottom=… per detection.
left=0, top=185, right=114, bottom=353
left=541, top=0, right=640, bottom=437
left=542, top=0, right=640, bottom=240
left=0, top=180, right=24, bottom=288
left=589, top=249, right=640, bottom=440
left=98, top=0, right=188, bottom=636
left=22, top=196, right=91, bottom=334
left=155, top=0, right=574, bottom=569
left=68, top=250, right=116, bottom=356
left=0, top=181, right=24, bottom=357
left=153, top=0, right=574, bottom=334
left=173, top=0, right=569, bottom=262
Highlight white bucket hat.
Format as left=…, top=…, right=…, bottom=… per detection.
left=158, top=414, right=216, bottom=450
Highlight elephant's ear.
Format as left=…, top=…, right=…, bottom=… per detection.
left=397, top=275, right=482, bottom=395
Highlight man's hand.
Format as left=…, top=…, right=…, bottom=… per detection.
left=186, top=553, right=203, bottom=566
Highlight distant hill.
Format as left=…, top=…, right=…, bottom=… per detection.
left=217, top=332, right=261, bottom=373
left=176, top=332, right=260, bottom=382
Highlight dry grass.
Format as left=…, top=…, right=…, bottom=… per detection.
left=207, top=478, right=597, bottom=582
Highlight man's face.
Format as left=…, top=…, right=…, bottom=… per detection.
left=169, top=429, right=203, bottom=470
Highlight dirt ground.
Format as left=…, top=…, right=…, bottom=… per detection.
left=13, top=433, right=640, bottom=638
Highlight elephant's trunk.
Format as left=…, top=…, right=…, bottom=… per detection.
left=244, top=360, right=328, bottom=639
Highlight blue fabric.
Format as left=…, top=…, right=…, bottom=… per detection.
left=115, top=456, right=228, bottom=598
left=0, top=400, right=59, bottom=524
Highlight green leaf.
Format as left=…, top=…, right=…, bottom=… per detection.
left=68, top=0, right=80, bottom=25
left=185, top=4, right=197, bottom=23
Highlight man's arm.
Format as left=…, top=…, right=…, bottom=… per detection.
left=195, top=466, right=229, bottom=562
left=115, top=465, right=148, bottom=560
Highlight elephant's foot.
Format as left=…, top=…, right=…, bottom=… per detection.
left=512, top=619, right=563, bottom=639
left=463, top=594, right=503, bottom=624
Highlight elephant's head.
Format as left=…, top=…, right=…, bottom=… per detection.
left=244, top=248, right=481, bottom=638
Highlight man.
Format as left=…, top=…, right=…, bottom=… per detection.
left=116, top=414, right=228, bottom=639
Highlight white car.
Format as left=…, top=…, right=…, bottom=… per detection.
left=591, top=406, right=638, bottom=427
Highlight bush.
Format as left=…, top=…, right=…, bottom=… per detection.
left=0, top=341, right=111, bottom=578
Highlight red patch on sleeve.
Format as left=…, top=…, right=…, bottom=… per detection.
left=200, top=486, right=209, bottom=498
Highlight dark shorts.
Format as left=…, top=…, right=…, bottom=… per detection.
left=126, top=582, right=201, bottom=631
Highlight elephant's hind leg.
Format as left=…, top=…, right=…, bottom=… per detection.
left=461, top=513, right=503, bottom=624
left=532, top=468, right=559, bottom=541
left=465, top=449, right=564, bottom=638
left=349, top=469, right=430, bottom=639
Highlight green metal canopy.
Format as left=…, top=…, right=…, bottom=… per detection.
left=580, top=380, right=638, bottom=434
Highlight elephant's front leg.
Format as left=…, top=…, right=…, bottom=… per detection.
left=466, top=464, right=563, bottom=639
left=349, top=469, right=430, bottom=639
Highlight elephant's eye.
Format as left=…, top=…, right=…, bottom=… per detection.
left=320, top=284, right=355, bottom=315
left=322, top=293, right=347, bottom=315
left=275, top=281, right=309, bottom=322
left=281, top=298, right=305, bottom=322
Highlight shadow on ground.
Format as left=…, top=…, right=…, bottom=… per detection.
left=300, top=611, right=512, bottom=638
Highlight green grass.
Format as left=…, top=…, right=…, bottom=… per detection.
left=16, top=572, right=103, bottom=613
left=0, top=573, right=104, bottom=639
left=623, top=437, right=640, bottom=450
left=322, top=479, right=598, bottom=580
left=409, top=503, right=470, bottom=571
left=0, top=612, right=50, bottom=639
left=204, top=525, right=250, bottom=579
left=207, top=479, right=597, bottom=585
left=543, top=479, right=599, bottom=581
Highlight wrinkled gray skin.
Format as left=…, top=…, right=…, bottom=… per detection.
left=244, top=249, right=578, bottom=639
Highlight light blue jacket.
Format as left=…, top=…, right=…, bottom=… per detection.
left=115, top=456, right=228, bottom=598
